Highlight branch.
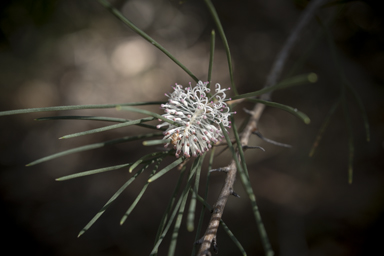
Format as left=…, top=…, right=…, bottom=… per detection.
left=197, top=0, right=327, bottom=255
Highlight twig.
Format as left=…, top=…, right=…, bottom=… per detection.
left=197, top=0, right=326, bottom=255
left=252, top=131, right=292, bottom=148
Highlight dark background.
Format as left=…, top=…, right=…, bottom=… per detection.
left=0, top=0, right=383, bottom=255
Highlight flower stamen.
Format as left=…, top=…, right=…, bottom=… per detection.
left=158, top=81, right=234, bottom=158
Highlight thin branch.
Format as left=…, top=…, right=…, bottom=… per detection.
left=197, top=0, right=326, bottom=255
left=252, top=131, right=292, bottom=148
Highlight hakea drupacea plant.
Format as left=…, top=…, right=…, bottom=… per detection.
left=0, top=0, right=335, bottom=255
left=158, top=81, right=235, bottom=158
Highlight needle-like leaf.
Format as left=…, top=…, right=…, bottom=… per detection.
left=150, top=161, right=198, bottom=255
left=186, top=154, right=205, bottom=232
left=167, top=180, right=191, bottom=256
left=120, top=158, right=164, bottom=225
left=232, top=73, right=318, bottom=100
left=345, top=80, right=370, bottom=142
left=36, top=115, right=162, bottom=131
left=309, top=100, right=339, bottom=157
left=60, top=117, right=155, bottom=139
left=228, top=119, right=274, bottom=256
left=56, top=163, right=132, bottom=181
left=321, top=16, right=356, bottom=184
left=36, top=116, right=130, bottom=122
left=0, top=102, right=164, bottom=116
left=219, top=123, right=243, bottom=175
left=129, top=151, right=169, bottom=173
left=207, top=29, right=215, bottom=87
left=26, top=132, right=163, bottom=166
left=117, top=106, right=180, bottom=127
left=154, top=166, right=187, bottom=247
left=150, top=186, right=187, bottom=256
left=246, top=99, right=311, bottom=124
left=148, top=158, right=184, bottom=183
left=191, top=148, right=215, bottom=256
left=203, top=0, right=237, bottom=95
left=78, top=160, right=154, bottom=237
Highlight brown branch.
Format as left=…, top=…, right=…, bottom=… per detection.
left=197, top=0, right=327, bottom=255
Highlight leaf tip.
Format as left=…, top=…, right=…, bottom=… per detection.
left=308, top=73, right=318, bottom=83
left=348, top=167, right=353, bottom=184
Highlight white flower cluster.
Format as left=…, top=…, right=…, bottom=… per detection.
left=157, top=81, right=235, bottom=158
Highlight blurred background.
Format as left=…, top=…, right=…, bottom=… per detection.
left=0, top=0, right=383, bottom=255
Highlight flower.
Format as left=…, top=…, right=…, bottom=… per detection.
left=157, top=81, right=235, bottom=158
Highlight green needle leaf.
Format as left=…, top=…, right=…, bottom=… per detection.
left=26, top=132, right=163, bottom=166
left=36, top=115, right=162, bottom=131
left=97, top=0, right=198, bottom=82
left=150, top=186, right=186, bottom=256
left=221, top=122, right=269, bottom=253
left=167, top=183, right=190, bottom=256
left=129, top=151, right=168, bottom=173
left=150, top=160, right=198, bottom=255
left=342, top=87, right=354, bottom=184
left=309, top=100, right=339, bottom=157
left=230, top=116, right=273, bottom=255
left=117, top=106, right=180, bottom=127
left=120, top=158, right=164, bottom=225
left=207, top=29, right=216, bottom=87
left=219, top=123, right=244, bottom=175
left=246, top=98, right=311, bottom=124
left=237, top=160, right=274, bottom=256
left=186, top=155, right=205, bottom=232
left=321, top=16, right=356, bottom=184
left=56, top=163, right=132, bottom=181
left=78, top=161, right=154, bottom=237
left=345, top=80, right=370, bottom=142
left=0, top=102, right=164, bottom=116
left=204, top=0, right=238, bottom=95
left=148, top=158, right=184, bottom=183
left=220, top=220, right=247, bottom=256
left=230, top=115, right=248, bottom=177
left=191, top=148, right=215, bottom=256
left=232, top=73, right=318, bottom=100
left=60, top=117, right=155, bottom=139
left=36, top=116, right=130, bottom=122
left=154, top=166, right=187, bottom=246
